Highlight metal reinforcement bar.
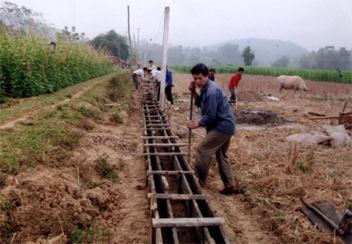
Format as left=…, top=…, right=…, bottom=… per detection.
left=140, top=79, right=230, bottom=244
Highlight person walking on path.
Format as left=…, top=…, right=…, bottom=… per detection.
left=228, top=67, right=244, bottom=103
left=165, top=65, right=173, bottom=105
left=132, top=67, right=148, bottom=89
left=187, top=63, right=239, bottom=194
left=209, top=67, right=216, bottom=82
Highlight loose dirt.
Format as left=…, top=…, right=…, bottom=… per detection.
left=232, top=108, right=290, bottom=126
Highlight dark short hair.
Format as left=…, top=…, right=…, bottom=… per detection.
left=147, top=69, right=152, bottom=73
left=149, top=60, right=153, bottom=63
left=157, top=67, right=161, bottom=71
left=143, top=67, right=148, bottom=71
left=209, top=68, right=216, bottom=73
left=238, top=67, right=244, bottom=72
left=191, top=63, right=209, bottom=77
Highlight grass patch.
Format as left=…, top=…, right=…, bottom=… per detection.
left=0, top=72, right=119, bottom=124
left=107, top=70, right=132, bottom=102
left=0, top=195, right=20, bottom=240
left=297, top=161, right=313, bottom=174
left=95, top=157, right=118, bottom=180
left=0, top=71, right=131, bottom=176
left=71, top=221, right=112, bottom=243
left=0, top=110, right=81, bottom=174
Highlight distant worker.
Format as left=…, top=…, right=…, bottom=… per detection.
left=126, top=59, right=130, bottom=69
left=165, top=65, right=173, bottom=105
left=132, top=67, right=148, bottom=89
left=149, top=60, right=157, bottom=70
left=151, top=67, right=162, bottom=100
left=228, top=67, right=244, bottom=104
left=187, top=63, right=238, bottom=194
left=209, top=67, right=216, bottom=82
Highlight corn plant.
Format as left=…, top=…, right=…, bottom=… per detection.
left=171, top=65, right=352, bottom=84
left=0, top=27, right=115, bottom=99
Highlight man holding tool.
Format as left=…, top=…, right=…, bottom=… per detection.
left=187, top=63, right=239, bottom=194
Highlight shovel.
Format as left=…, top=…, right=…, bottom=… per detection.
left=301, top=198, right=352, bottom=235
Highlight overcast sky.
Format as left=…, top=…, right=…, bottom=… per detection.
left=3, top=0, right=352, bottom=52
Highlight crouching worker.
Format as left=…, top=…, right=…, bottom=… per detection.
left=186, top=63, right=239, bottom=194
left=132, top=67, right=149, bottom=89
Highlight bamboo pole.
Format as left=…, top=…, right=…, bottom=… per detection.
left=127, top=6, right=133, bottom=71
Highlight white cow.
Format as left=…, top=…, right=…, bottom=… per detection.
left=278, top=75, right=308, bottom=92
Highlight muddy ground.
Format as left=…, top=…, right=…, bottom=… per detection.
left=0, top=72, right=351, bottom=243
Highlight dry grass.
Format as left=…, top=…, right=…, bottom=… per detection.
left=171, top=73, right=352, bottom=243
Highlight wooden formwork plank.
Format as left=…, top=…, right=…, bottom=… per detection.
left=141, top=136, right=178, bottom=139
left=139, top=152, right=188, bottom=156
left=144, top=115, right=166, bottom=118
left=144, top=143, right=187, bottom=147
left=147, top=170, right=194, bottom=175
left=152, top=217, right=225, bottom=228
left=154, top=211, right=163, bottom=244
left=148, top=193, right=209, bottom=200
left=146, top=123, right=171, bottom=127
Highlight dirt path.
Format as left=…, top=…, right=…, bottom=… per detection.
left=71, top=89, right=150, bottom=243
left=0, top=78, right=106, bottom=130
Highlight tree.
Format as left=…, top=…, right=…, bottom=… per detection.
left=90, top=30, right=129, bottom=60
left=271, top=56, right=290, bottom=68
left=242, top=46, right=255, bottom=66
left=0, top=2, right=54, bottom=35
left=57, top=26, right=84, bottom=41
left=217, top=43, right=241, bottom=65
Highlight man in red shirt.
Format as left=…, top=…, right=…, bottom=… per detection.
left=228, top=67, right=244, bottom=103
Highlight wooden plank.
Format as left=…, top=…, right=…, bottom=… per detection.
left=308, top=116, right=339, bottom=120
left=141, top=136, right=178, bottom=139
left=152, top=217, right=224, bottom=228
left=144, top=115, right=166, bottom=118
left=139, top=152, right=188, bottom=156
left=147, top=170, right=194, bottom=175
left=147, top=123, right=171, bottom=127
left=141, top=128, right=172, bottom=131
left=154, top=211, right=163, bottom=244
left=148, top=193, right=209, bottom=200
left=144, top=143, right=187, bottom=147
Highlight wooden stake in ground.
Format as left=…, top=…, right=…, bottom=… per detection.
left=127, top=6, right=133, bottom=71
left=235, top=87, right=238, bottom=109
left=188, top=91, right=194, bottom=164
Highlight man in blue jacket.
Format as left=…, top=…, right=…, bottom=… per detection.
left=187, top=63, right=238, bottom=194
left=165, top=65, right=173, bottom=105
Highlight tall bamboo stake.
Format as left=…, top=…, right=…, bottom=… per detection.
left=188, top=91, right=194, bottom=164
left=127, top=6, right=133, bottom=71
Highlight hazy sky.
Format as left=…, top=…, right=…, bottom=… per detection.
left=3, top=0, right=352, bottom=52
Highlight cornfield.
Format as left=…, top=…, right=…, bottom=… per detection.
left=172, top=65, right=352, bottom=84
left=0, top=28, right=115, bottom=99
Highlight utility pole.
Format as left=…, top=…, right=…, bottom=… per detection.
left=133, top=33, right=137, bottom=66
left=127, top=5, right=133, bottom=71
left=137, top=28, right=140, bottom=64
left=160, top=7, right=170, bottom=109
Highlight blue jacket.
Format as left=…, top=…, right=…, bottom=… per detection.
left=166, top=68, right=173, bottom=86
left=195, top=79, right=236, bottom=136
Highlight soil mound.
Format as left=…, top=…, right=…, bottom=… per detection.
left=237, top=91, right=265, bottom=102
left=233, top=109, right=289, bottom=126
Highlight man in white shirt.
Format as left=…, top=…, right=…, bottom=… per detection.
left=149, top=60, right=157, bottom=70
left=132, top=67, right=148, bottom=89
left=150, top=67, right=162, bottom=100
